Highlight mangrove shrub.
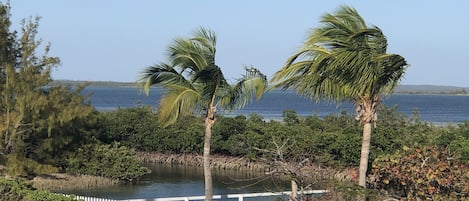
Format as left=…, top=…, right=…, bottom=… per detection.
left=66, top=142, right=150, bottom=182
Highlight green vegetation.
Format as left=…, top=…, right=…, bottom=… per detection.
left=98, top=106, right=465, bottom=165
left=0, top=3, right=94, bottom=177
left=372, top=146, right=469, bottom=200
left=1, top=2, right=469, bottom=200
left=0, top=0, right=148, bottom=185
left=66, top=143, right=150, bottom=182
left=97, top=106, right=469, bottom=200
left=0, top=177, right=80, bottom=201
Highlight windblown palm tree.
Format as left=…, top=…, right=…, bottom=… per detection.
left=139, top=27, right=267, bottom=200
left=271, top=6, right=408, bottom=188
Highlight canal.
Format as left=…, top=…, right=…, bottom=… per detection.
left=59, top=163, right=292, bottom=200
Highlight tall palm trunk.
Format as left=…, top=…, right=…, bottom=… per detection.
left=356, top=98, right=377, bottom=188
left=358, top=122, right=372, bottom=188
left=204, top=107, right=216, bottom=201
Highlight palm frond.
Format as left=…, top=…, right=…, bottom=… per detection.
left=193, top=64, right=229, bottom=105
left=168, top=38, right=209, bottom=73
left=191, top=27, right=216, bottom=56
left=138, top=62, right=189, bottom=95
left=156, top=84, right=202, bottom=127
left=271, top=44, right=332, bottom=85
left=374, top=54, right=408, bottom=95
left=271, top=5, right=408, bottom=105
left=220, top=67, right=267, bottom=110
left=140, top=26, right=268, bottom=127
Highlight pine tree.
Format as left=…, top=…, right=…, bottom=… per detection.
left=0, top=2, right=93, bottom=177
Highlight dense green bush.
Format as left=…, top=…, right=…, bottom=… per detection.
left=31, top=110, right=102, bottom=173
left=329, top=127, right=362, bottom=166
left=161, top=116, right=204, bottom=153
left=97, top=106, right=158, bottom=149
left=94, top=106, right=467, bottom=170
left=139, top=116, right=204, bottom=153
left=371, top=146, right=469, bottom=200
left=437, top=121, right=469, bottom=161
left=0, top=177, right=80, bottom=201
left=212, top=115, right=247, bottom=155
left=2, top=111, right=102, bottom=178
left=97, top=107, right=205, bottom=153
left=66, top=142, right=150, bottom=181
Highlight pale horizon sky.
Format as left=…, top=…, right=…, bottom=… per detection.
left=9, top=1, right=469, bottom=87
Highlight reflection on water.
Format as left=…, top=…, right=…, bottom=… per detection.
left=60, top=163, right=290, bottom=200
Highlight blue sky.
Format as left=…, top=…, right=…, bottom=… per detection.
left=9, top=1, right=469, bottom=87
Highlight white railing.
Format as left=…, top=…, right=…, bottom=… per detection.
left=68, top=189, right=328, bottom=201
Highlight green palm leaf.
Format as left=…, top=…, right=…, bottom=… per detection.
left=139, top=26, right=267, bottom=126
left=139, top=62, right=189, bottom=95
left=139, top=25, right=267, bottom=201
left=221, top=67, right=267, bottom=110
left=156, top=84, right=202, bottom=127
left=270, top=5, right=408, bottom=188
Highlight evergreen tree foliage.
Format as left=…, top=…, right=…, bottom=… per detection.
left=0, top=2, right=93, bottom=177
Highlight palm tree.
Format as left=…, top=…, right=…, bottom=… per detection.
left=271, top=6, right=408, bottom=188
left=139, top=27, right=267, bottom=201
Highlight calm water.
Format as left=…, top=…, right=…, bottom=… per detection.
left=83, top=86, right=469, bottom=124
left=62, top=164, right=290, bottom=200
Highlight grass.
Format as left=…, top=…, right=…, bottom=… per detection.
left=31, top=173, right=120, bottom=191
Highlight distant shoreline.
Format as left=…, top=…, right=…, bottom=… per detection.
left=52, top=80, right=469, bottom=95
left=51, top=80, right=138, bottom=88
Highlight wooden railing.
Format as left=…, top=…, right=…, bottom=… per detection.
left=68, top=189, right=328, bottom=201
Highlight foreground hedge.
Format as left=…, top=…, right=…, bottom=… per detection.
left=371, top=146, right=469, bottom=200
left=0, top=177, right=80, bottom=201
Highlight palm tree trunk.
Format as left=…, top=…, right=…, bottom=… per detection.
left=203, top=121, right=213, bottom=201
left=204, top=107, right=216, bottom=201
left=358, top=122, right=372, bottom=188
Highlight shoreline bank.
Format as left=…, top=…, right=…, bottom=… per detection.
left=137, top=152, right=356, bottom=182
left=137, top=152, right=268, bottom=172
